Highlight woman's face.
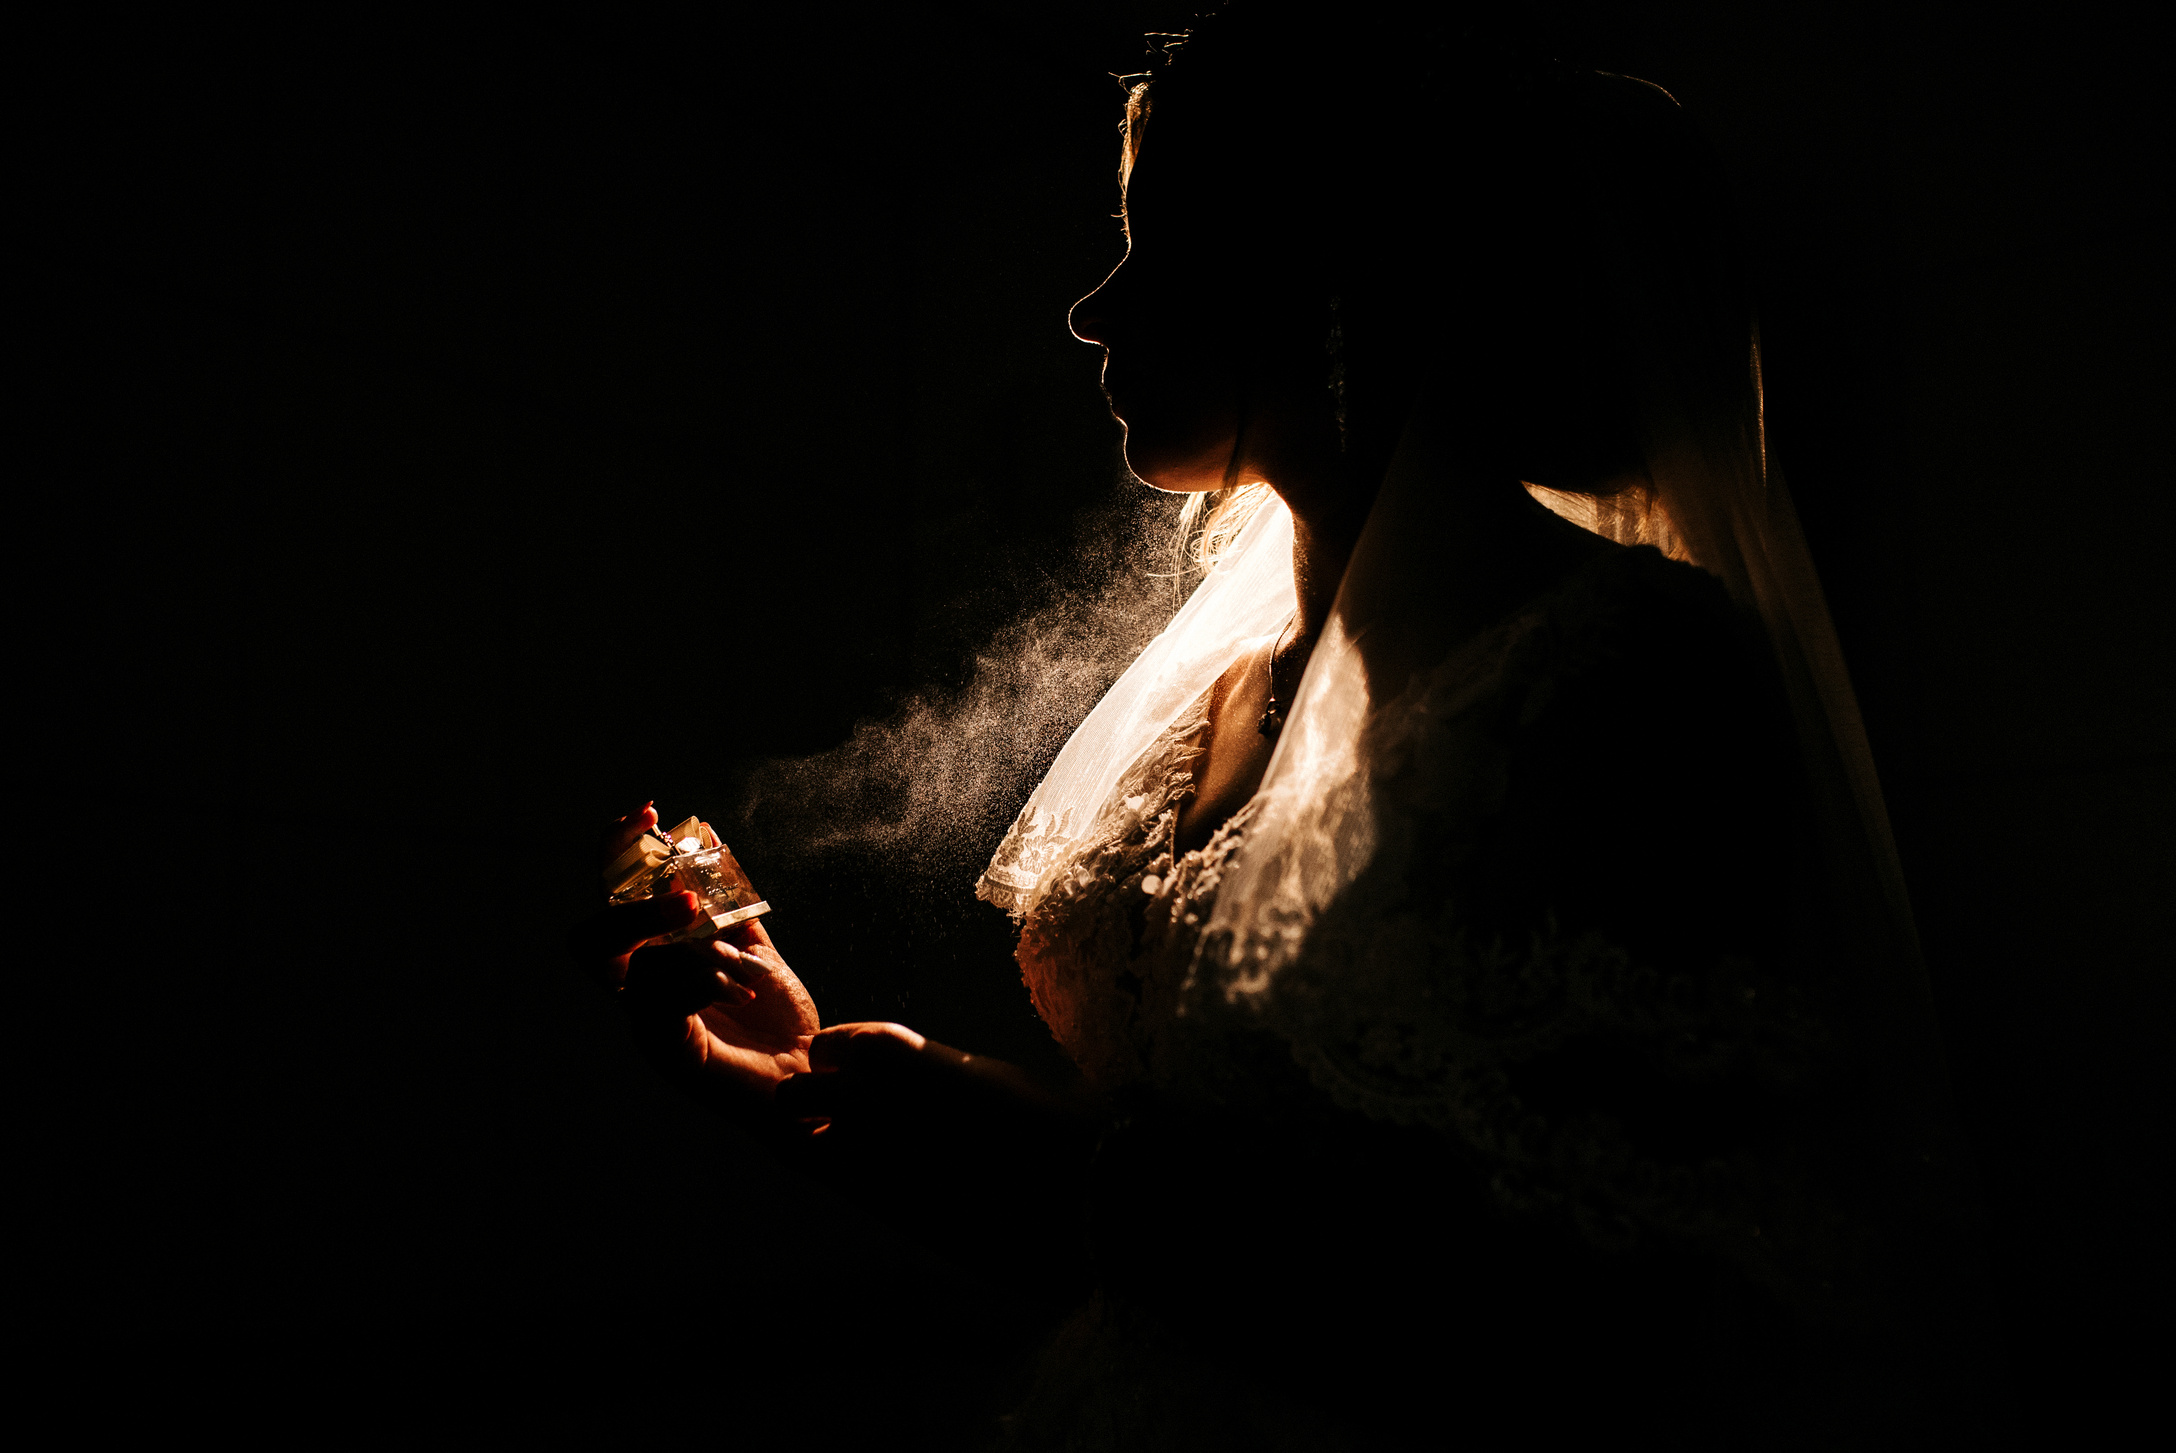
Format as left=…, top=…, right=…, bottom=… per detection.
left=1070, top=86, right=1656, bottom=504
left=1068, top=117, right=1341, bottom=497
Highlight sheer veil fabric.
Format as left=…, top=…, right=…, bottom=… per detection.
left=982, top=372, right=1942, bottom=1141
left=979, top=498, right=1295, bottom=916
left=984, top=65, right=1969, bottom=1336
left=1201, top=363, right=1950, bottom=1144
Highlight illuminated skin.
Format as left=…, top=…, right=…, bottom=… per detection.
left=1069, top=122, right=1369, bottom=855
left=570, top=126, right=1365, bottom=1108
left=575, top=101, right=1613, bottom=1129
left=573, top=806, right=1046, bottom=1120
left=1069, top=118, right=1608, bottom=855
left=571, top=801, right=819, bottom=1092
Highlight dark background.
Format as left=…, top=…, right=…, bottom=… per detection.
left=36, top=0, right=2168, bottom=1440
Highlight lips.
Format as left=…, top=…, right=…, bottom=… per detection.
left=1098, top=356, right=1131, bottom=421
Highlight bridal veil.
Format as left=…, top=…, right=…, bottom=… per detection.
left=985, top=48, right=1968, bottom=1324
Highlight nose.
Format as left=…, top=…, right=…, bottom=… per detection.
left=1069, top=259, right=1126, bottom=345
left=1069, top=296, right=1107, bottom=345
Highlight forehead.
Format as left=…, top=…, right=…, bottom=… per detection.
left=1120, top=106, right=1244, bottom=229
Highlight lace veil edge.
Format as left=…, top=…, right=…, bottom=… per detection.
left=977, top=498, right=1297, bottom=920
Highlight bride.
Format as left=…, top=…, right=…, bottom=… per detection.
left=572, top=5, right=1971, bottom=1444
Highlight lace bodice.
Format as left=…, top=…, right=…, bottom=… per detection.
left=997, top=547, right=1841, bottom=1283
left=1000, top=685, right=1249, bottom=1102
left=993, top=547, right=1898, bottom=1450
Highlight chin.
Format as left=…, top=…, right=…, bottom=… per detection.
left=1126, top=457, right=1223, bottom=495
left=1119, top=426, right=1232, bottom=495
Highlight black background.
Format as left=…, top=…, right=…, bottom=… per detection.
left=33, top=0, right=2170, bottom=1441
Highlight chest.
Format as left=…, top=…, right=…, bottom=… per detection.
left=1175, top=636, right=1278, bottom=856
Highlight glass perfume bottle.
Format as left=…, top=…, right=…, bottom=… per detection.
left=604, top=815, right=770, bottom=944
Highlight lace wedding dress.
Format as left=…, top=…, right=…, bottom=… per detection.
left=966, top=129, right=1967, bottom=1423
left=983, top=539, right=1862, bottom=1448
left=993, top=536, right=1833, bottom=1247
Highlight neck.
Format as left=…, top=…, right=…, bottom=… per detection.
left=1282, top=487, right=1369, bottom=647
left=1269, top=447, right=1604, bottom=666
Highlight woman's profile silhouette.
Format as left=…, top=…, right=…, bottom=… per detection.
left=572, top=4, right=1977, bottom=1444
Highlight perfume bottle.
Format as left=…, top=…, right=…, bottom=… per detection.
left=604, top=815, right=770, bottom=944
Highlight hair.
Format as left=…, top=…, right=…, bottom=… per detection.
left=1121, top=2, right=1755, bottom=579
left=1172, top=481, right=1273, bottom=584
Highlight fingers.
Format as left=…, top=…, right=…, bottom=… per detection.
left=719, top=916, right=777, bottom=956
left=777, top=1024, right=925, bottom=1119
left=775, top=1023, right=969, bottom=1138
left=602, top=801, right=659, bottom=865
left=711, top=935, right=792, bottom=987
left=711, top=936, right=758, bottom=984
left=624, top=940, right=754, bottom=1018
left=712, top=948, right=770, bottom=1002
left=568, top=891, right=705, bottom=967
left=698, top=939, right=759, bottom=1007
left=807, top=1021, right=927, bottom=1073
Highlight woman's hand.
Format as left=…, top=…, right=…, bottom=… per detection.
left=776, top=1022, right=1095, bottom=1151
left=570, top=803, right=820, bottom=1102
left=776, top=1022, right=1101, bottom=1300
left=774, top=1022, right=956, bottom=1132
